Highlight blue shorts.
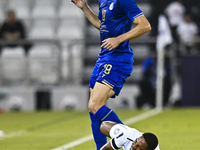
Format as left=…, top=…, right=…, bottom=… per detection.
left=89, top=60, right=133, bottom=98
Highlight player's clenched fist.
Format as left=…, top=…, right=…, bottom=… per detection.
left=71, top=0, right=87, bottom=10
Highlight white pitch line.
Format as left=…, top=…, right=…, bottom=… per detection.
left=123, top=108, right=162, bottom=125
left=51, top=134, right=93, bottom=150
left=0, top=130, right=27, bottom=141
left=51, top=109, right=162, bottom=150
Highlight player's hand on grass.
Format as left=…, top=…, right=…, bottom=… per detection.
left=101, top=37, right=121, bottom=51
left=71, top=0, right=87, bottom=10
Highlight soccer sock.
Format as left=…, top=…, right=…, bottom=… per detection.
left=89, top=105, right=123, bottom=150
left=89, top=112, right=107, bottom=150
left=94, top=105, right=123, bottom=124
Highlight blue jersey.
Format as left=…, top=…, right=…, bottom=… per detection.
left=98, top=0, right=143, bottom=63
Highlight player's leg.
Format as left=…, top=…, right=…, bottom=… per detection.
left=88, top=61, right=132, bottom=150
left=89, top=82, right=123, bottom=123
left=90, top=60, right=133, bottom=124
left=89, top=82, right=123, bottom=150
left=88, top=82, right=114, bottom=150
left=88, top=61, right=109, bottom=150
left=89, top=82, right=114, bottom=113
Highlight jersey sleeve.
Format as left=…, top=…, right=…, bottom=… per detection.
left=110, top=132, right=127, bottom=149
left=118, top=0, right=143, bottom=22
left=109, top=124, right=129, bottom=149
left=109, top=124, right=143, bottom=150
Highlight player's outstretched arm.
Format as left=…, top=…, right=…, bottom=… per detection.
left=71, top=0, right=100, bottom=30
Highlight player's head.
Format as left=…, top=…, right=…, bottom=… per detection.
left=130, top=132, right=158, bottom=150
left=142, top=132, right=158, bottom=150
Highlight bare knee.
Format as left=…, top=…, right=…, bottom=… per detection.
left=88, top=98, right=104, bottom=114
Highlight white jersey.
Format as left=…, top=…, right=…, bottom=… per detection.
left=109, top=124, right=160, bottom=150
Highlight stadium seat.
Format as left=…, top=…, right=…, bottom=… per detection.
left=29, top=26, right=55, bottom=39
left=1, top=46, right=25, bottom=57
left=1, top=47, right=26, bottom=82
left=56, top=19, right=84, bottom=39
left=8, top=0, right=30, bottom=7
left=29, top=19, right=56, bottom=39
left=56, top=26, right=83, bottom=40
left=32, top=0, right=57, bottom=18
left=0, top=0, right=7, bottom=10
left=58, top=0, right=83, bottom=18
left=0, top=0, right=6, bottom=21
left=29, top=44, right=59, bottom=84
left=33, top=0, right=57, bottom=6
left=29, top=44, right=53, bottom=58
left=7, top=0, right=31, bottom=19
left=32, top=6, right=56, bottom=19
left=13, top=7, right=30, bottom=19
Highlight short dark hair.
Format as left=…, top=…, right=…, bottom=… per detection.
left=143, top=132, right=158, bottom=150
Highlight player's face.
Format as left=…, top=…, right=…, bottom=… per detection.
left=130, top=136, right=148, bottom=150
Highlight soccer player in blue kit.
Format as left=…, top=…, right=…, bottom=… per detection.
left=72, top=0, right=151, bottom=149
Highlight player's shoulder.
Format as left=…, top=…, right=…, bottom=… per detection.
left=110, top=124, right=129, bottom=138
left=127, top=127, right=143, bottom=140
left=117, top=124, right=142, bottom=138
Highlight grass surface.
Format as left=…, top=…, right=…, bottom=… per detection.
left=0, top=108, right=199, bottom=150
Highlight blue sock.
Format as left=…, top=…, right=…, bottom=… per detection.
left=89, top=112, right=107, bottom=150
left=89, top=106, right=123, bottom=150
left=94, top=105, right=123, bottom=124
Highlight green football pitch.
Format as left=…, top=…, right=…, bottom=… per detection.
left=0, top=108, right=200, bottom=150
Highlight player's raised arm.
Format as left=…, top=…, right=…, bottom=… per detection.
left=71, top=0, right=100, bottom=30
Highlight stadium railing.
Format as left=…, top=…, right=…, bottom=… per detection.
left=0, top=36, right=199, bottom=86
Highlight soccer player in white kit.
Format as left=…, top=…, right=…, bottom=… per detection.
left=100, top=121, right=160, bottom=150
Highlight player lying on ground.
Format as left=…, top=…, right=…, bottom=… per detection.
left=100, top=121, right=160, bottom=150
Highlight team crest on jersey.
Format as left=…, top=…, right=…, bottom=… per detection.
left=114, top=128, right=120, bottom=135
left=109, top=2, right=114, bottom=10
